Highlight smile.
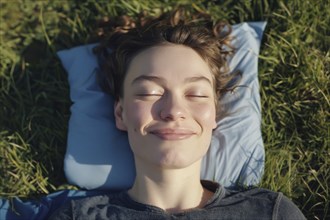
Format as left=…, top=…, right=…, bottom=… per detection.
left=150, top=129, right=196, bottom=140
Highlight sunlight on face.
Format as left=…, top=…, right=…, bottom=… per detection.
left=115, top=44, right=217, bottom=169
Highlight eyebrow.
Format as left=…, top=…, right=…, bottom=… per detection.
left=131, top=75, right=164, bottom=85
left=131, top=75, right=212, bottom=86
left=184, top=76, right=213, bottom=85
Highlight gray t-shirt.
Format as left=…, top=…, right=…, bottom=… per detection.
left=49, top=181, right=305, bottom=219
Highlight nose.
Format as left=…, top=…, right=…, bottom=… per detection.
left=159, top=93, right=186, bottom=121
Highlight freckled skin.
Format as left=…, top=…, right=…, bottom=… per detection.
left=115, top=44, right=217, bottom=169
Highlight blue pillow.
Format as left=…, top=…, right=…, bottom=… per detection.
left=57, top=22, right=266, bottom=190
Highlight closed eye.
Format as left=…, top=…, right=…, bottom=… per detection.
left=136, top=94, right=162, bottom=96
left=186, top=95, right=209, bottom=98
left=135, top=94, right=163, bottom=100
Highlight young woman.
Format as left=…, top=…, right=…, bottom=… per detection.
left=50, top=10, right=305, bottom=219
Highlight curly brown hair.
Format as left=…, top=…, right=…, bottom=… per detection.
left=94, top=9, right=235, bottom=109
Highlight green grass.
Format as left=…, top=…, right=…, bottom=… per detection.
left=0, top=0, right=329, bottom=219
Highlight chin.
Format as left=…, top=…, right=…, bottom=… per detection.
left=154, top=149, right=204, bottom=170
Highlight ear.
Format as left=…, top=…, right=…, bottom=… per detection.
left=213, top=106, right=218, bottom=129
left=114, top=100, right=127, bottom=131
left=212, top=119, right=217, bottom=130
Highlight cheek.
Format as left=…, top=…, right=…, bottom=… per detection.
left=123, top=101, right=154, bottom=128
left=192, top=103, right=217, bottom=129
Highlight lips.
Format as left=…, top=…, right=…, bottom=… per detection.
left=150, top=128, right=196, bottom=140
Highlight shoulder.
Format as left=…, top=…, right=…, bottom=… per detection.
left=217, top=187, right=305, bottom=219
left=223, top=187, right=281, bottom=202
left=49, top=192, right=124, bottom=220
left=274, top=193, right=306, bottom=220
left=48, top=201, right=72, bottom=220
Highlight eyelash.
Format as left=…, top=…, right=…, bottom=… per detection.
left=136, top=94, right=209, bottom=98
left=186, top=95, right=209, bottom=98
left=136, top=94, right=162, bottom=97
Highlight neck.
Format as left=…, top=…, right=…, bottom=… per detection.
left=128, top=158, right=213, bottom=213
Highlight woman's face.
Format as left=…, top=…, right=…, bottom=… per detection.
left=115, top=44, right=217, bottom=169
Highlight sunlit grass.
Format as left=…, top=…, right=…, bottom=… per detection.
left=0, top=0, right=329, bottom=219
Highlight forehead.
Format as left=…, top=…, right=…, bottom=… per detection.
left=125, top=44, right=213, bottom=85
